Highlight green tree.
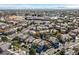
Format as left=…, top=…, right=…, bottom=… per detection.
left=11, top=41, right=20, bottom=50
left=1, top=36, right=8, bottom=42
left=58, top=48, right=65, bottom=55
left=31, top=43, right=38, bottom=49
left=73, top=47, right=79, bottom=55
left=12, top=36, right=19, bottom=42
left=29, top=48, right=36, bottom=55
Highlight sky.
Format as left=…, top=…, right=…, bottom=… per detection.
left=0, top=4, right=79, bottom=9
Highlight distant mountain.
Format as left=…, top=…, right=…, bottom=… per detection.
left=0, top=4, right=79, bottom=9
